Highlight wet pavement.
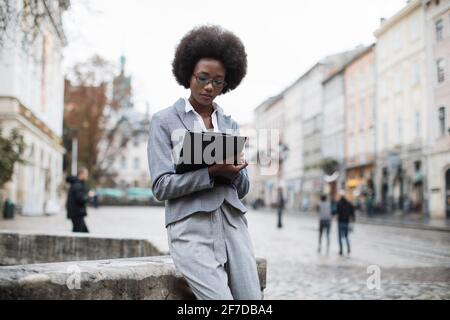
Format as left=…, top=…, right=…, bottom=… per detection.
left=1, top=206, right=449, bottom=299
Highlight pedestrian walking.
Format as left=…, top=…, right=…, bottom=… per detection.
left=334, top=190, right=355, bottom=256
left=66, top=167, right=90, bottom=233
left=148, top=25, right=260, bottom=300
left=277, top=187, right=285, bottom=228
left=317, top=194, right=332, bottom=254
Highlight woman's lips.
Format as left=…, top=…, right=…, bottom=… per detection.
left=200, top=94, right=212, bottom=100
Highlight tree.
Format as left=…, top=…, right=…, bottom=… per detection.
left=0, top=126, right=25, bottom=209
left=0, top=127, right=25, bottom=189
left=63, top=55, right=115, bottom=183
left=63, top=54, right=139, bottom=186
left=320, top=157, right=340, bottom=176
left=0, top=0, right=70, bottom=54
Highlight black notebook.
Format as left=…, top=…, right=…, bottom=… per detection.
left=175, top=131, right=247, bottom=184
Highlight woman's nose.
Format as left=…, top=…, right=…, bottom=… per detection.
left=204, top=82, right=214, bottom=91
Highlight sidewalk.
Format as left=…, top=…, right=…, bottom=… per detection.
left=256, top=207, right=450, bottom=232
left=354, top=211, right=450, bottom=232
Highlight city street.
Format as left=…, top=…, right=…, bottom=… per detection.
left=1, top=206, right=449, bottom=300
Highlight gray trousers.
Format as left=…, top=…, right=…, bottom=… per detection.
left=167, top=201, right=261, bottom=300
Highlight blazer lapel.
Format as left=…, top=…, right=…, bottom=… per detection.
left=174, top=98, right=197, bottom=132
left=214, top=103, right=234, bottom=134
left=174, top=98, right=234, bottom=134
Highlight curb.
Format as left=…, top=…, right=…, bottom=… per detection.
left=354, top=218, right=450, bottom=233
left=253, top=208, right=450, bottom=233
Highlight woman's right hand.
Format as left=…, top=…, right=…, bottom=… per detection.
left=208, top=162, right=248, bottom=180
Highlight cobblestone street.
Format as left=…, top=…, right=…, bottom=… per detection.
left=1, top=206, right=449, bottom=299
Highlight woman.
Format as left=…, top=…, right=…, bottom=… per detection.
left=148, top=25, right=261, bottom=300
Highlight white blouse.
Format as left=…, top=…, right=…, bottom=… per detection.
left=184, top=97, right=220, bottom=133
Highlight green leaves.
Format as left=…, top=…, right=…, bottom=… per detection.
left=0, top=126, right=25, bottom=188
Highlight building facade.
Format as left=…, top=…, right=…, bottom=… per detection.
left=97, top=56, right=151, bottom=189
left=252, top=95, right=285, bottom=208
left=281, top=79, right=304, bottom=209
left=0, top=0, right=69, bottom=215
left=423, top=0, right=450, bottom=219
left=300, top=63, right=328, bottom=211
left=322, top=69, right=347, bottom=200
left=344, top=45, right=377, bottom=204
left=374, top=0, right=429, bottom=215
left=300, top=50, right=363, bottom=210
left=238, top=122, right=258, bottom=206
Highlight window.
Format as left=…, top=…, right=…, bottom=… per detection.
left=372, top=99, right=376, bottom=124
left=393, top=29, right=402, bottom=52
left=380, top=80, right=387, bottom=99
left=359, top=74, right=365, bottom=93
left=415, top=111, right=421, bottom=137
left=394, top=72, right=402, bottom=93
left=438, top=106, right=446, bottom=137
left=410, top=15, right=419, bottom=42
left=29, top=143, right=35, bottom=157
left=133, top=157, right=140, bottom=170
left=359, top=97, right=365, bottom=130
left=436, top=19, right=443, bottom=42
left=348, top=76, right=355, bottom=96
left=411, top=63, right=420, bottom=86
left=359, top=132, right=365, bottom=156
left=367, top=129, right=375, bottom=154
left=349, top=136, right=355, bottom=158
left=350, top=104, right=355, bottom=130
left=437, top=58, right=446, bottom=83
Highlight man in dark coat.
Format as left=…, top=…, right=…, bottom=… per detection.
left=66, top=167, right=89, bottom=233
left=334, top=191, right=355, bottom=255
left=277, top=187, right=285, bottom=228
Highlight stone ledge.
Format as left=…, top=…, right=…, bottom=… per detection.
left=0, top=231, right=162, bottom=266
left=0, top=256, right=267, bottom=300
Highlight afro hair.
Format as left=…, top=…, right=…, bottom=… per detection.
left=172, top=25, right=247, bottom=94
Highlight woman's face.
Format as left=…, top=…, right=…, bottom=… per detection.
left=189, top=58, right=226, bottom=107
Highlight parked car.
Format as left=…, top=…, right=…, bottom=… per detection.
left=93, top=187, right=164, bottom=206
left=95, top=188, right=124, bottom=206
left=127, top=188, right=165, bottom=206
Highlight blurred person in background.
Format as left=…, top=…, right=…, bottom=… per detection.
left=334, top=190, right=355, bottom=256
left=277, top=187, right=285, bottom=228
left=317, top=194, right=332, bottom=254
left=66, top=167, right=90, bottom=233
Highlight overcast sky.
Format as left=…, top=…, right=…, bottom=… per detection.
left=62, top=0, right=408, bottom=124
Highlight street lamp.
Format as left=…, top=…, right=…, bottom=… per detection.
left=277, top=140, right=289, bottom=228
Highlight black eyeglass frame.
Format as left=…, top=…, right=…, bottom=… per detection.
left=192, top=73, right=227, bottom=89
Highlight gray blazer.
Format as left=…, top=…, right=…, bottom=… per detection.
left=147, top=98, right=249, bottom=227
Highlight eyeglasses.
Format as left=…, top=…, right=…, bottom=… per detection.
left=192, top=73, right=227, bottom=89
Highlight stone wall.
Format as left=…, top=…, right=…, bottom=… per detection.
left=0, top=232, right=267, bottom=299
left=0, top=231, right=161, bottom=266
